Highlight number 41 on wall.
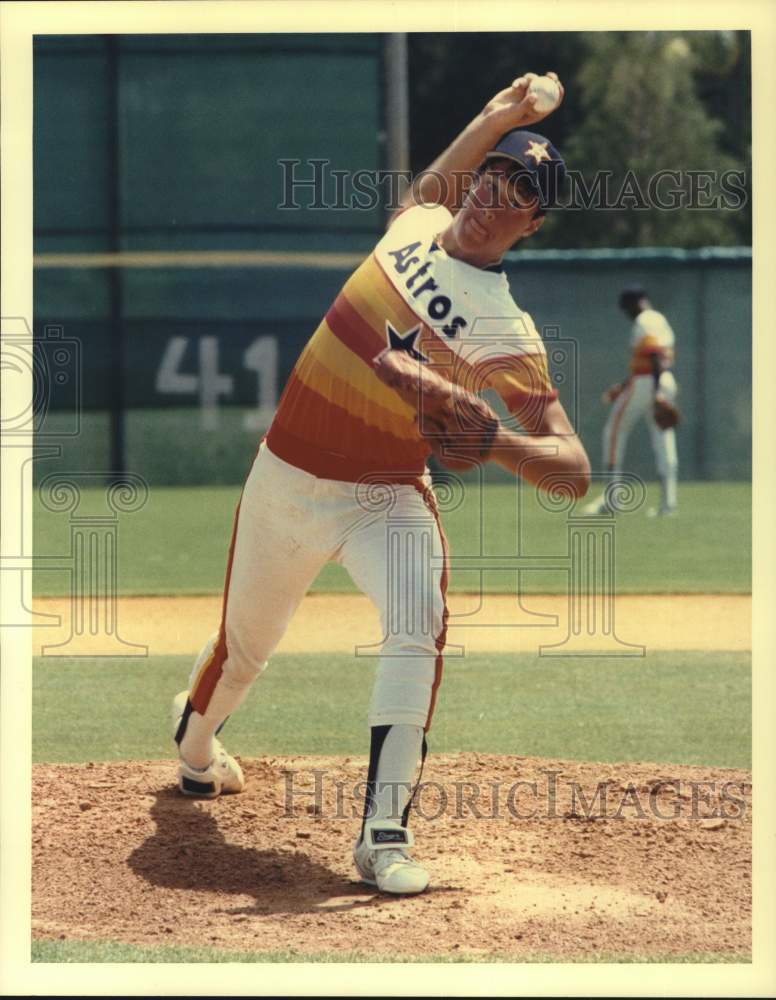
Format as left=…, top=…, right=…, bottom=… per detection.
left=156, top=335, right=278, bottom=431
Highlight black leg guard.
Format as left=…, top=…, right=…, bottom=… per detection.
left=360, top=724, right=391, bottom=841
left=174, top=697, right=194, bottom=746
left=174, top=697, right=230, bottom=746
left=359, top=726, right=429, bottom=840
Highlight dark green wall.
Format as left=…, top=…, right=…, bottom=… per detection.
left=505, top=249, right=752, bottom=482
left=34, top=34, right=383, bottom=254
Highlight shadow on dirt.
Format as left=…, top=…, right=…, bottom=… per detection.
left=127, top=787, right=402, bottom=915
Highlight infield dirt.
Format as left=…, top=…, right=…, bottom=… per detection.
left=32, top=593, right=750, bottom=656
left=32, top=753, right=751, bottom=961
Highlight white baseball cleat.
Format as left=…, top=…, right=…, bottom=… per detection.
left=353, top=821, right=430, bottom=895
left=581, top=494, right=613, bottom=516
left=646, top=506, right=678, bottom=518
left=171, top=690, right=245, bottom=799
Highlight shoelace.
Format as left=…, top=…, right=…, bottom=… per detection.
left=373, top=848, right=414, bottom=873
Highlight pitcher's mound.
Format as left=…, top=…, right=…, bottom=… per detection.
left=32, top=754, right=751, bottom=961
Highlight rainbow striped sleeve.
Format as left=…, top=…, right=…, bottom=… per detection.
left=266, top=253, right=432, bottom=482
left=267, top=206, right=561, bottom=479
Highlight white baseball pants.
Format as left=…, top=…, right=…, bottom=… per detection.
left=603, top=373, right=679, bottom=494
left=187, top=442, right=449, bottom=733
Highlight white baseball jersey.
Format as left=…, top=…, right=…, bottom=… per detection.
left=629, top=309, right=675, bottom=376
left=266, top=203, right=557, bottom=482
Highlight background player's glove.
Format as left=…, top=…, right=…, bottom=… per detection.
left=372, top=348, right=500, bottom=469
left=602, top=382, right=626, bottom=404
left=653, top=394, right=681, bottom=430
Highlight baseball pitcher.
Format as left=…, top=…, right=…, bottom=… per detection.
left=171, top=72, right=590, bottom=895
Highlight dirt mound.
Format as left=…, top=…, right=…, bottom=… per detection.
left=32, top=755, right=751, bottom=961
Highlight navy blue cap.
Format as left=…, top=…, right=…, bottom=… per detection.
left=484, top=129, right=566, bottom=210
left=618, top=286, right=647, bottom=308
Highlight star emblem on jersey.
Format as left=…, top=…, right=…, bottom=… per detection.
left=386, top=321, right=428, bottom=362
left=524, top=140, right=551, bottom=164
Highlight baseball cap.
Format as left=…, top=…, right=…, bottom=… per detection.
left=483, top=129, right=566, bottom=210
left=618, top=286, right=647, bottom=308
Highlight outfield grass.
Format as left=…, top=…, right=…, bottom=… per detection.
left=33, top=650, right=751, bottom=768
left=30, top=939, right=750, bottom=964
left=33, top=481, right=751, bottom=596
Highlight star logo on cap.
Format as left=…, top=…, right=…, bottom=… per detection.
left=386, top=321, right=428, bottom=362
left=524, top=140, right=551, bottom=164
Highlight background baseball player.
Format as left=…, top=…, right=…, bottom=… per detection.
left=584, top=287, right=680, bottom=517
left=170, top=72, right=590, bottom=895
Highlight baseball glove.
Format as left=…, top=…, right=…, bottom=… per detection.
left=372, top=348, right=500, bottom=469
left=602, top=382, right=626, bottom=405
left=653, top=395, right=681, bottom=430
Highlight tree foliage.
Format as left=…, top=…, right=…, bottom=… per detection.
left=408, top=31, right=751, bottom=249
left=556, top=32, right=747, bottom=248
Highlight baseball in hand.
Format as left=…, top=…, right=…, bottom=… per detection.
left=527, top=75, right=561, bottom=114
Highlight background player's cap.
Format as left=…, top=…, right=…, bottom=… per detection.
left=618, top=286, right=648, bottom=308
left=483, top=129, right=566, bottom=210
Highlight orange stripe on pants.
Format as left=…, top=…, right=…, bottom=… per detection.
left=190, top=498, right=242, bottom=715
left=414, top=481, right=449, bottom=732
left=190, top=435, right=273, bottom=714
left=607, top=381, right=635, bottom=469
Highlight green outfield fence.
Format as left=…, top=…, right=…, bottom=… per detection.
left=32, top=35, right=751, bottom=486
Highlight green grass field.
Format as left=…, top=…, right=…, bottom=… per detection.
left=33, top=481, right=751, bottom=596
left=30, top=939, right=749, bottom=964
left=33, top=650, right=750, bottom=768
